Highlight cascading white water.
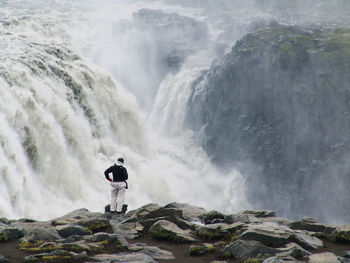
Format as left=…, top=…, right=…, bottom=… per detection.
left=0, top=0, right=254, bottom=220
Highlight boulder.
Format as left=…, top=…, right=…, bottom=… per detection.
left=293, top=232, right=323, bottom=250
left=0, top=226, right=25, bottom=241
left=23, top=250, right=89, bottom=263
left=148, top=220, right=197, bottom=243
left=189, top=245, right=209, bottom=256
left=0, top=255, right=9, bottom=263
left=196, top=223, right=228, bottom=240
left=92, top=252, right=158, bottom=263
left=276, top=242, right=311, bottom=259
left=242, top=210, right=276, bottom=218
left=341, top=251, right=350, bottom=258
left=21, top=227, right=59, bottom=241
left=240, top=222, right=295, bottom=247
left=288, top=218, right=335, bottom=235
left=331, top=225, right=350, bottom=242
left=308, top=252, right=341, bottom=263
left=56, top=224, right=91, bottom=238
left=263, top=256, right=302, bottom=262
left=89, top=232, right=129, bottom=248
left=129, top=243, right=175, bottom=260
left=222, top=239, right=277, bottom=260
left=200, top=210, right=225, bottom=224
left=164, top=202, right=207, bottom=221
left=223, top=214, right=239, bottom=224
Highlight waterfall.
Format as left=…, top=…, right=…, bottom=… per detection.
left=0, top=0, right=250, bottom=220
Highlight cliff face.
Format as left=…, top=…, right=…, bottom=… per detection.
left=186, top=23, right=350, bottom=222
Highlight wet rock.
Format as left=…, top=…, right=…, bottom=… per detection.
left=242, top=210, right=276, bottom=218
left=308, top=252, right=341, bottom=263
left=56, top=224, right=91, bottom=238
left=23, top=249, right=89, bottom=263
left=288, top=218, right=335, bottom=235
left=293, top=231, right=323, bottom=250
left=92, top=252, right=158, bottom=263
left=129, top=243, right=175, bottom=260
left=22, top=227, right=60, bottom=241
left=222, top=239, right=277, bottom=260
left=223, top=214, right=239, bottom=224
left=196, top=223, right=228, bottom=240
left=189, top=244, right=209, bottom=256
left=263, top=256, right=302, bottom=262
left=200, top=210, right=225, bottom=225
left=148, top=220, right=197, bottom=243
left=0, top=226, right=25, bottom=241
left=331, top=225, right=350, bottom=242
left=276, top=242, right=311, bottom=259
left=0, top=255, right=9, bottom=263
left=164, top=202, right=207, bottom=221
left=240, top=222, right=295, bottom=247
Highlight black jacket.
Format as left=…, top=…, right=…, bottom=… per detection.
left=104, top=164, right=128, bottom=183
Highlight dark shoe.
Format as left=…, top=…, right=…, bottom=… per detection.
left=116, top=211, right=123, bottom=214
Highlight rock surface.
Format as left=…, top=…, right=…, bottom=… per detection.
left=0, top=203, right=350, bottom=263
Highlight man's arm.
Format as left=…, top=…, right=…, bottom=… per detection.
left=104, top=166, right=113, bottom=182
left=123, top=168, right=128, bottom=180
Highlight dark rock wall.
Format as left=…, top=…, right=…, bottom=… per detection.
left=186, top=23, right=350, bottom=223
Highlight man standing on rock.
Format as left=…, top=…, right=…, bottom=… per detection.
left=104, top=157, right=128, bottom=214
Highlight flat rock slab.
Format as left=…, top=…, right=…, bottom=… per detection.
left=294, top=232, right=323, bottom=250
left=148, top=220, right=197, bottom=243
left=222, top=239, right=277, bottom=260
left=308, top=252, right=341, bottom=263
left=129, top=243, right=175, bottom=260
left=92, top=252, right=159, bottom=263
left=240, top=222, right=295, bottom=247
left=331, top=225, right=350, bottom=242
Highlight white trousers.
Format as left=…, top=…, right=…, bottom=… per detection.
left=110, top=182, right=126, bottom=212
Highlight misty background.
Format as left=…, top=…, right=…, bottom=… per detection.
left=0, top=0, right=350, bottom=224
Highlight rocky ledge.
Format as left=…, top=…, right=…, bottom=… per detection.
left=1, top=203, right=350, bottom=263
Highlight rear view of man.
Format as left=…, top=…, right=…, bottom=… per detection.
left=104, top=157, right=128, bottom=214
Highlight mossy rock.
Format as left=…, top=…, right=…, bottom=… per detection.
left=189, top=245, right=208, bottom=256
left=0, top=228, right=25, bottom=242
left=78, top=218, right=110, bottom=232
left=330, top=225, right=350, bottom=242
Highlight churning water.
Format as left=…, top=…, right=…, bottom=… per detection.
left=1, top=0, right=348, bottom=221
left=0, top=0, right=251, bottom=220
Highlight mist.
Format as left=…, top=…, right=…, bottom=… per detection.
left=0, top=0, right=349, bottom=224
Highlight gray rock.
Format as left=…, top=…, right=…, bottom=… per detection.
left=240, top=222, right=295, bottom=247
left=288, top=218, right=335, bottom=235
left=293, top=231, right=323, bottom=250
left=223, top=214, right=239, bottom=224
left=56, top=224, right=91, bottom=238
left=308, top=252, right=341, bottom=263
left=276, top=242, right=311, bottom=259
left=23, top=250, right=89, bottom=263
left=341, top=251, right=350, bottom=258
left=164, top=202, right=207, bottom=221
left=200, top=210, right=225, bottom=225
left=92, top=252, right=158, bottom=263
left=89, top=232, right=129, bottom=248
left=129, top=244, right=175, bottom=260
left=0, top=255, right=9, bottom=263
left=0, top=226, right=25, bottom=241
left=222, top=239, right=277, bottom=260
left=263, top=256, right=302, bottom=262
left=196, top=223, right=228, bottom=240
left=148, top=220, right=197, bottom=243
left=331, top=225, right=350, bottom=242
left=242, top=210, right=276, bottom=218
left=22, top=227, right=59, bottom=241
left=189, top=245, right=209, bottom=256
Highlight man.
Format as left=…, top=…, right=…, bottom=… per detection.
left=104, top=157, right=128, bottom=214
